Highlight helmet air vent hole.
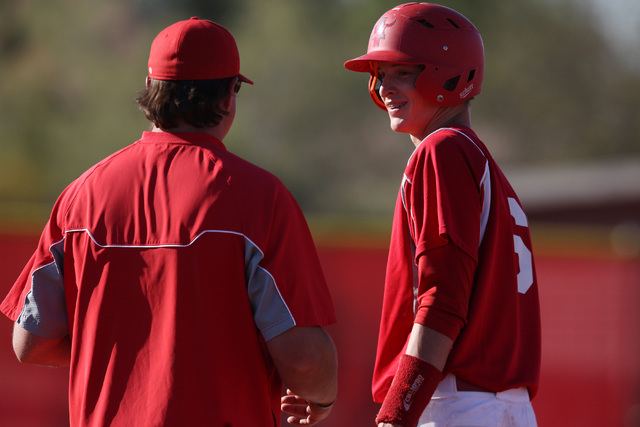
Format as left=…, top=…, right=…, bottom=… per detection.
left=417, top=19, right=434, bottom=28
left=443, top=75, right=460, bottom=91
left=467, top=69, right=476, bottom=82
left=446, top=18, right=459, bottom=28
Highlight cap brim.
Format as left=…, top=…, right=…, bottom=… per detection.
left=344, top=51, right=418, bottom=73
left=239, top=74, right=254, bottom=85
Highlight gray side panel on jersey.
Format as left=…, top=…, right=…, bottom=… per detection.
left=17, top=239, right=69, bottom=339
left=244, top=237, right=295, bottom=341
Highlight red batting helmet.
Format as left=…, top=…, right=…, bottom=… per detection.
left=344, top=3, right=484, bottom=109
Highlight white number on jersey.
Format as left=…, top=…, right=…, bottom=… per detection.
left=508, top=198, right=533, bottom=294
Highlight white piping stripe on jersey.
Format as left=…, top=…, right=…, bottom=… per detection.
left=440, top=128, right=487, bottom=158
left=22, top=237, right=65, bottom=292
left=479, top=162, right=491, bottom=244
left=400, top=174, right=421, bottom=254
left=478, top=162, right=491, bottom=246
left=30, top=237, right=65, bottom=274
left=409, top=127, right=486, bottom=162
left=63, top=227, right=296, bottom=331
left=400, top=174, right=412, bottom=212
left=439, top=128, right=492, bottom=246
left=65, top=227, right=251, bottom=249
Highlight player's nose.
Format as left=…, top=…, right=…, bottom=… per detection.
left=378, top=79, right=396, bottom=100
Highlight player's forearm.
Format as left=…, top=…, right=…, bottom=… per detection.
left=374, top=324, right=452, bottom=426
left=280, top=341, right=337, bottom=405
left=268, top=326, right=338, bottom=406
left=281, top=349, right=338, bottom=406
left=405, top=323, right=453, bottom=370
left=12, top=322, right=71, bottom=367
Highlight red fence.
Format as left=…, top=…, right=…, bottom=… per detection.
left=1, top=229, right=638, bottom=426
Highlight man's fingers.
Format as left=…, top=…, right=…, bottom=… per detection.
left=283, top=404, right=311, bottom=426
left=281, top=395, right=309, bottom=405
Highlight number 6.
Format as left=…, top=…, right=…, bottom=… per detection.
left=508, top=198, right=533, bottom=294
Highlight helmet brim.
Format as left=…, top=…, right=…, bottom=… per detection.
left=344, top=50, right=421, bottom=73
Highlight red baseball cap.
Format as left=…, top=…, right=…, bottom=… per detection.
left=147, top=17, right=253, bottom=84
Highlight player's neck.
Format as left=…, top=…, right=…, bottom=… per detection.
left=150, top=122, right=228, bottom=141
left=411, top=105, right=471, bottom=147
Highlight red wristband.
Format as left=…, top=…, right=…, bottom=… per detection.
left=375, top=355, right=443, bottom=426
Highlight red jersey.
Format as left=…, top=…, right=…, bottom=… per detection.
left=1, top=131, right=336, bottom=426
left=372, top=126, right=540, bottom=402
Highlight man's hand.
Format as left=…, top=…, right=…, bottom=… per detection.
left=281, top=389, right=333, bottom=426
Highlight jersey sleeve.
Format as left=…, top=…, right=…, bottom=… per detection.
left=266, top=185, right=336, bottom=324
left=0, top=177, right=87, bottom=337
left=405, top=131, right=486, bottom=338
left=242, top=178, right=337, bottom=341
left=406, top=132, right=485, bottom=262
left=1, top=212, right=69, bottom=339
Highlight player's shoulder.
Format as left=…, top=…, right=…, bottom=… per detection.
left=422, top=126, right=487, bottom=160
left=425, top=126, right=479, bottom=148
left=66, top=144, right=134, bottom=187
left=412, top=126, right=474, bottom=157
left=404, top=127, right=489, bottom=180
left=214, top=147, right=285, bottom=189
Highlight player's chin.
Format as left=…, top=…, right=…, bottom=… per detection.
left=388, top=119, right=413, bottom=135
left=388, top=117, right=402, bottom=130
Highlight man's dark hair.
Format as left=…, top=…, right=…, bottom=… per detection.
left=136, top=78, right=234, bottom=129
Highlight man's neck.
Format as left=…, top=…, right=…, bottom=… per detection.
left=151, top=123, right=227, bottom=141
left=411, top=104, right=471, bottom=147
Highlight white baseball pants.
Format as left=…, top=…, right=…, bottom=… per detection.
left=417, top=374, right=538, bottom=427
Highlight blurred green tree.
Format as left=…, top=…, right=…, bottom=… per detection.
left=0, top=0, right=638, bottom=224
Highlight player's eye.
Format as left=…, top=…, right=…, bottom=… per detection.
left=233, top=79, right=242, bottom=94
left=374, top=77, right=382, bottom=93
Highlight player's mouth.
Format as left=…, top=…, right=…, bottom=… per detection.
left=385, top=101, right=406, bottom=113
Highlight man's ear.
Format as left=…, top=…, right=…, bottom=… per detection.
left=221, top=78, right=237, bottom=111
left=145, top=76, right=150, bottom=90
left=221, top=92, right=233, bottom=111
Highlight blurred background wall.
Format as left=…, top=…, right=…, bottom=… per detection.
left=0, top=0, right=638, bottom=426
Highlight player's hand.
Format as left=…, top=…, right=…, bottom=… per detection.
left=281, top=389, right=333, bottom=425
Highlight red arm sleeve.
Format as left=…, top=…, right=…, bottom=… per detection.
left=406, top=131, right=486, bottom=341
left=414, top=243, right=477, bottom=341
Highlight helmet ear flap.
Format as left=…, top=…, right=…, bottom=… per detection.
left=368, top=74, right=387, bottom=111
left=415, top=68, right=445, bottom=106
left=415, top=66, right=483, bottom=107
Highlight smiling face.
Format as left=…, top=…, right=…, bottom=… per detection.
left=375, top=62, right=440, bottom=144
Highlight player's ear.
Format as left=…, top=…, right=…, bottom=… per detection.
left=221, top=77, right=238, bottom=111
